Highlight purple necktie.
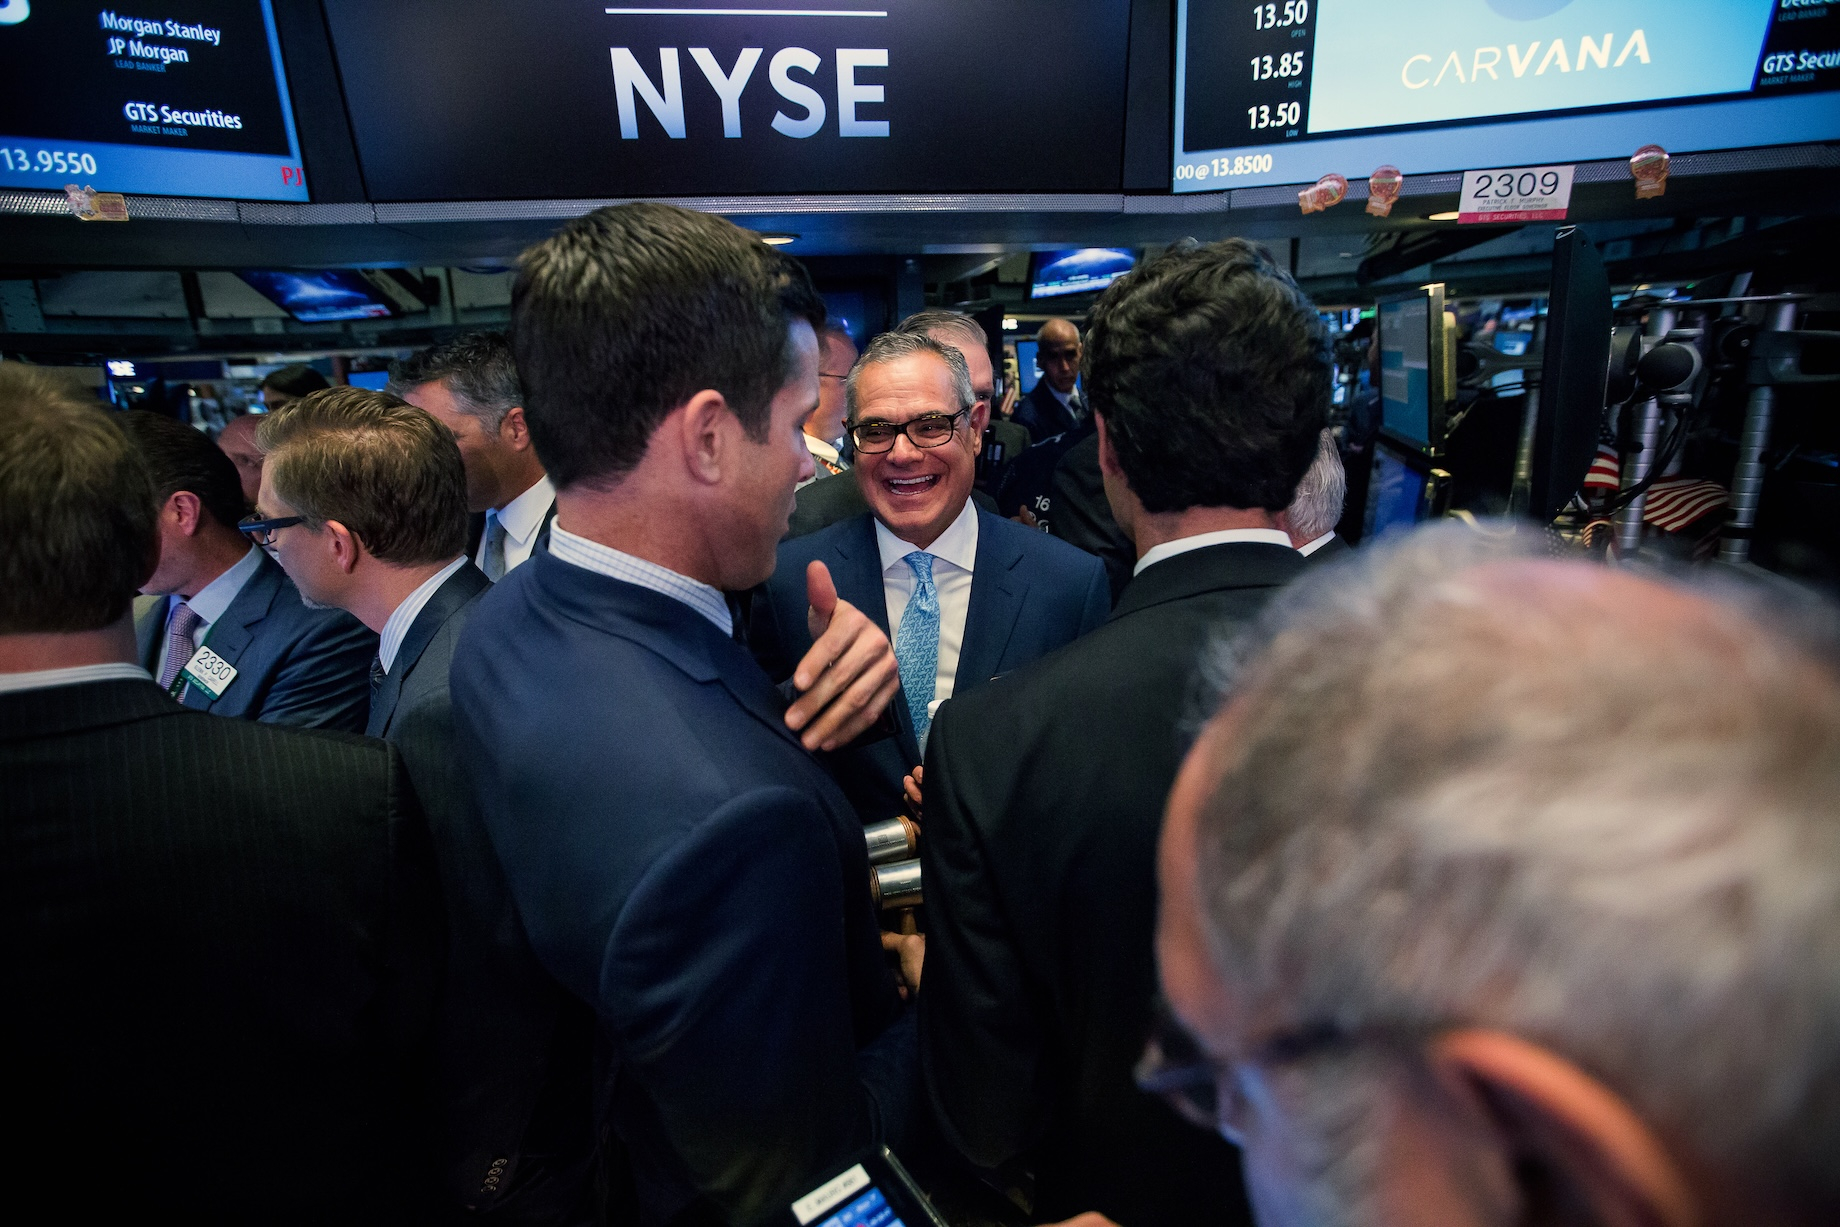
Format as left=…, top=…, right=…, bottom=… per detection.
left=157, top=602, right=204, bottom=690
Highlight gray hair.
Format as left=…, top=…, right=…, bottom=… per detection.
left=895, top=309, right=986, bottom=350
left=1193, top=521, right=1840, bottom=1207
left=386, top=331, right=523, bottom=434
left=844, top=330, right=976, bottom=424
left=1284, top=428, right=1346, bottom=541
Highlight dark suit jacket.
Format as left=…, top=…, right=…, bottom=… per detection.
left=787, top=468, right=997, bottom=541
left=3, top=679, right=441, bottom=1222
left=995, top=418, right=1093, bottom=523
left=919, top=542, right=1307, bottom=1227
left=1012, top=381, right=1079, bottom=442
left=1047, top=432, right=1136, bottom=603
left=370, top=562, right=600, bottom=1222
left=450, top=545, right=914, bottom=1227
left=751, top=506, right=1111, bottom=824
left=135, top=550, right=376, bottom=731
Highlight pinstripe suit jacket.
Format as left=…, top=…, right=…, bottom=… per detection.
left=2, top=679, right=442, bottom=1222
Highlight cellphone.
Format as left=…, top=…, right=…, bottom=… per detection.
left=778, top=1147, right=948, bottom=1227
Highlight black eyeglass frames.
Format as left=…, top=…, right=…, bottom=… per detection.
left=238, top=513, right=307, bottom=547
left=846, top=409, right=970, bottom=455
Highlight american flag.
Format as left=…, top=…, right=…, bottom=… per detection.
left=1579, top=445, right=1728, bottom=533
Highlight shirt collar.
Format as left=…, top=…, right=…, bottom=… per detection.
left=1048, top=384, right=1074, bottom=409
left=378, top=555, right=469, bottom=674
left=1134, top=528, right=1294, bottom=576
left=1297, top=530, right=1338, bottom=557
left=0, top=663, right=152, bottom=696
left=174, top=543, right=263, bottom=627
left=495, top=474, right=555, bottom=546
left=875, top=497, right=980, bottom=575
left=547, top=523, right=734, bottom=637
left=804, top=434, right=842, bottom=465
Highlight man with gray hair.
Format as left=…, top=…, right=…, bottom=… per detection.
left=390, top=331, right=555, bottom=578
left=752, top=328, right=1109, bottom=825
left=1155, top=522, right=1840, bottom=1227
left=1275, top=428, right=1349, bottom=561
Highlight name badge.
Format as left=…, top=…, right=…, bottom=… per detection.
left=180, top=645, right=238, bottom=699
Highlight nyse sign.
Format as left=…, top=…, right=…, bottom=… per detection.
left=321, top=0, right=1130, bottom=200
left=612, top=46, right=889, bottom=139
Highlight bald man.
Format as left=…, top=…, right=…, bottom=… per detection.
left=1155, top=522, right=1840, bottom=1227
left=216, top=413, right=265, bottom=508
left=1014, top=318, right=1084, bottom=441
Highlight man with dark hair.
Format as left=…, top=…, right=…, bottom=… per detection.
left=0, top=364, right=442, bottom=1222
left=753, top=330, right=1109, bottom=826
left=256, top=387, right=598, bottom=1220
left=919, top=238, right=1328, bottom=1227
left=260, top=362, right=330, bottom=412
left=391, top=331, right=555, bottom=579
left=120, top=410, right=375, bottom=730
left=452, top=201, right=914, bottom=1226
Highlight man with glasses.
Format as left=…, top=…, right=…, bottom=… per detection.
left=917, top=239, right=1324, bottom=1227
left=119, top=409, right=375, bottom=731
left=801, top=323, right=857, bottom=486
left=752, top=330, right=1109, bottom=827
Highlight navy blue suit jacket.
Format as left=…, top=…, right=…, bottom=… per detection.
left=136, top=550, right=376, bottom=732
left=1011, top=381, right=1080, bottom=443
left=750, top=506, right=1111, bottom=824
left=450, top=544, right=912, bottom=1227
left=370, top=562, right=599, bottom=1221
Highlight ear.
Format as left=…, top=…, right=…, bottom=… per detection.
left=1430, top=1029, right=1699, bottom=1227
left=969, top=396, right=991, bottom=441
left=500, top=405, right=532, bottom=451
left=322, top=519, right=364, bottom=576
left=674, top=390, right=737, bottom=487
left=164, top=490, right=204, bottom=537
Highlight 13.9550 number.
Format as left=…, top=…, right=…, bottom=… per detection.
left=1, top=148, right=100, bottom=176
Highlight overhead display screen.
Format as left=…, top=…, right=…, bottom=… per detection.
left=0, top=1, right=307, bottom=201
left=1174, top=0, right=1840, bottom=192
left=320, top=0, right=1131, bottom=201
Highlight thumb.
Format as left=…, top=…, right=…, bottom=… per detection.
left=806, top=559, right=839, bottom=634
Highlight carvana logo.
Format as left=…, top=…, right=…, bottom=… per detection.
left=0, top=0, right=30, bottom=26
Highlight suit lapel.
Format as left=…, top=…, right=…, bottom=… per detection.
left=368, top=563, right=493, bottom=738
left=832, top=515, right=920, bottom=763
left=181, top=553, right=282, bottom=710
left=954, top=509, right=1026, bottom=694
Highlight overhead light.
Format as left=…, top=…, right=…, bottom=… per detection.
left=1002, top=317, right=1019, bottom=331
left=759, top=232, right=797, bottom=246
left=1427, top=211, right=1460, bottom=221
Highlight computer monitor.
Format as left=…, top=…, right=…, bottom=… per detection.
left=1364, top=437, right=1435, bottom=541
left=1377, top=283, right=1448, bottom=453
left=1014, top=340, right=1040, bottom=394
left=1028, top=249, right=1136, bottom=301
left=1527, top=227, right=1613, bottom=523
left=237, top=270, right=402, bottom=323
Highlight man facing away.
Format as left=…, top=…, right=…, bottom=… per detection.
left=802, top=323, right=857, bottom=485
left=254, top=387, right=598, bottom=1221
left=392, top=331, right=556, bottom=580
left=1157, top=522, right=1840, bottom=1227
left=0, top=364, right=442, bottom=1222
left=120, top=410, right=376, bottom=730
left=451, top=202, right=918, bottom=1227
left=752, top=330, right=1110, bottom=826
left=919, top=238, right=1328, bottom=1227
left=1276, top=428, right=1350, bottom=561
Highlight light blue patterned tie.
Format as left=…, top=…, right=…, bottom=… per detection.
left=894, top=551, right=940, bottom=744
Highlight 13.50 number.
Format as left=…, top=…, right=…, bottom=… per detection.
left=1, top=147, right=100, bottom=176
left=1253, top=1, right=1307, bottom=30
left=1248, top=102, right=1302, bottom=130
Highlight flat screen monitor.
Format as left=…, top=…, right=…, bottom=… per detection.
left=1527, top=226, right=1613, bottom=522
left=1029, top=249, right=1136, bottom=300
left=1365, top=437, right=1433, bottom=541
left=1378, top=286, right=1446, bottom=452
left=237, top=270, right=398, bottom=323
left=1173, top=0, right=1840, bottom=191
left=1014, top=340, right=1041, bottom=394
left=0, top=0, right=307, bottom=201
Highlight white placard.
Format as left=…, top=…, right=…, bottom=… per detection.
left=180, top=644, right=238, bottom=698
left=792, top=1164, right=870, bottom=1226
left=1458, top=164, right=1574, bottom=224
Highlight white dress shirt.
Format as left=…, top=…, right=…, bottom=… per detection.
left=378, top=555, right=469, bottom=674
left=478, top=474, right=555, bottom=577
left=548, top=523, right=733, bottom=636
left=0, top=663, right=152, bottom=696
left=876, top=499, right=979, bottom=731
left=798, top=434, right=847, bottom=489
left=1297, top=530, right=1339, bottom=557
left=155, top=543, right=265, bottom=681
left=1133, top=528, right=1294, bottom=576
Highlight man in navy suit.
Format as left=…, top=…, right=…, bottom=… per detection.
left=1012, top=318, right=1085, bottom=442
left=753, top=330, right=1111, bottom=825
left=255, top=387, right=599, bottom=1221
left=120, top=411, right=375, bottom=731
left=451, top=202, right=914, bottom=1227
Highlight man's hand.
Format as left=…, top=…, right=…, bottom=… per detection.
left=1014, top=504, right=1040, bottom=530
left=785, top=560, right=901, bottom=753
left=902, top=766, right=923, bottom=823
left=881, top=931, right=924, bottom=1000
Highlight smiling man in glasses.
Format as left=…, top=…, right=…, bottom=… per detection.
left=752, top=329, right=1109, bottom=825
left=118, top=409, right=375, bottom=731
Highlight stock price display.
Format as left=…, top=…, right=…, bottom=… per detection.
left=1179, top=0, right=1317, bottom=185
